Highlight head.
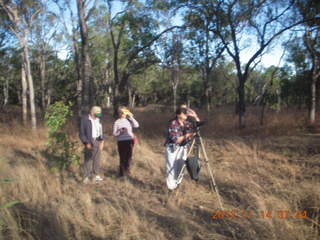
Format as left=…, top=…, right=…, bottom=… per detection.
left=180, top=104, right=188, bottom=109
left=118, top=106, right=130, bottom=118
left=176, top=106, right=188, bottom=121
left=90, top=106, right=102, bottom=118
left=180, top=104, right=189, bottom=114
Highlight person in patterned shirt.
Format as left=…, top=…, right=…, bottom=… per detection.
left=164, top=106, right=200, bottom=190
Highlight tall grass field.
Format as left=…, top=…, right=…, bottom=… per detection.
left=0, top=105, right=319, bottom=240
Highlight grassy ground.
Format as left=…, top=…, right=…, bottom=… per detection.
left=0, top=105, right=319, bottom=240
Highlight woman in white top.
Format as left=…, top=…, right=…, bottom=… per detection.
left=113, top=106, right=139, bottom=177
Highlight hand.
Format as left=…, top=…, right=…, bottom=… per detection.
left=99, top=141, right=104, bottom=150
left=187, top=108, right=200, bottom=121
left=185, top=132, right=194, bottom=138
left=119, top=128, right=127, bottom=134
left=127, top=112, right=133, bottom=118
left=86, top=143, right=92, bottom=150
left=186, top=108, right=197, bottom=118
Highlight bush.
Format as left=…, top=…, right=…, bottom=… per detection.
left=44, top=101, right=80, bottom=170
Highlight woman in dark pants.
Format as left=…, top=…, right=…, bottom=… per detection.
left=112, top=107, right=139, bottom=177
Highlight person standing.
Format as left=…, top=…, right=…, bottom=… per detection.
left=113, top=107, right=139, bottom=177
left=79, top=106, right=105, bottom=184
left=164, top=106, right=200, bottom=190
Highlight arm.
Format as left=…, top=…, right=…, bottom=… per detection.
left=80, top=117, right=92, bottom=149
left=187, top=108, right=200, bottom=122
left=168, top=121, right=193, bottom=144
left=79, top=117, right=89, bottom=144
left=126, top=112, right=139, bottom=128
left=100, top=123, right=105, bottom=150
left=176, top=132, right=194, bottom=144
left=113, top=120, right=121, bottom=136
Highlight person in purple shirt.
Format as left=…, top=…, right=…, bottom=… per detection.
left=113, top=106, right=139, bottom=177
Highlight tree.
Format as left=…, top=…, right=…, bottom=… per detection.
left=0, top=0, right=42, bottom=129
left=54, top=0, right=83, bottom=117
left=30, top=7, right=59, bottom=112
left=106, top=0, right=178, bottom=117
left=76, top=0, right=99, bottom=113
left=211, top=0, right=307, bottom=129
left=295, top=0, right=320, bottom=124
left=161, top=30, right=185, bottom=111
left=86, top=4, right=113, bottom=108
left=182, top=1, right=225, bottom=111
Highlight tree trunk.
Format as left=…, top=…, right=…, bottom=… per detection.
left=39, top=54, right=46, bottom=111
left=276, top=89, right=281, bottom=112
left=205, top=27, right=211, bottom=112
left=128, top=90, right=135, bottom=109
left=113, top=86, right=120, bottom=118
left=21, top=62, right=27, bottom=126
left=23, top=46, right=37, bottom=129
left=238, top=80, right=246, bottom=129
left=71, top=29, right=82, bottom=117
left=113, top=46, right=120, bottom=118
left=173, top=84, right=177, bottom=111
left=205, top=86, right=212, bottom=112
left=304, top=27, right=319, bottom=125
left=309, top=65, right=317, bottom=124
left=106, top=95, right=110, bottom=108
left=2, top=77, right=9, bottom=109
left=77, top=0, right=93, bottom=114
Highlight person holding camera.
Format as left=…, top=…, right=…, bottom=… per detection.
left=80, top=106, right=105, bottom=184
left=113, top=106, right=139, bottom=177
left=164, top=106, right=200, bottom=190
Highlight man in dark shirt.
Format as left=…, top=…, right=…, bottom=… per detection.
left=79, top=106, right=105, bottom=184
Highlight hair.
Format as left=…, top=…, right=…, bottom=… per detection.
left=176, top=106, right=187, bottom=116
left=118, top=106, right=128, bottom=117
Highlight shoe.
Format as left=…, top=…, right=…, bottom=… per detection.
left=83, top=177, right=90, bottom=184
left=94, top=175, right=103, bottom=181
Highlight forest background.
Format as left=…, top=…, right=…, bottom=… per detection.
left=0, top=0, right=319, bottom=129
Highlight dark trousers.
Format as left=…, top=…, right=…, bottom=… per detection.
left=117, top=140, right=134, bottom=176
left=83, top=140, right=101, bottom=178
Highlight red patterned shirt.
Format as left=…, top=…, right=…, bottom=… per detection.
left=165, top=118, right=194, bottom=146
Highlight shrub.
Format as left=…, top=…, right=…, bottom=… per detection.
left=44, top=101, right=80, bottom=170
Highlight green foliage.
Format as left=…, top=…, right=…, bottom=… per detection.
left=45, top=101, right=79, bottom=170
left=0, top=200, right=20, bottom=210
left=0, top=178, right=16, bottom=185
left=0, top=178, right=19, bottom=227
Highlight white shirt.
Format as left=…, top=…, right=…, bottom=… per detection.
left=89, top=115, right=102, bottom=138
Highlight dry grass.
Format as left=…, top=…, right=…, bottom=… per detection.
left=0, top=105, right=319, bottom=240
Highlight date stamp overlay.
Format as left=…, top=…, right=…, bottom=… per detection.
left=212, top=210, right=308, bottom=220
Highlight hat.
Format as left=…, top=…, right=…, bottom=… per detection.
left=91, top=106, right=102, bottom=117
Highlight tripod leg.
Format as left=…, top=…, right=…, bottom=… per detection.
left=198, top=136, right=224, bottom=210
left=173, top=140, right=196, bottom=190
left=168, top=140, right=197, bottom=200
left=174, top=163, right=186, bottom=189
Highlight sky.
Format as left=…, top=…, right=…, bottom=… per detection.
left=55, top=0, right=288, bottom=69
left=242, top=45, right=286, bottom=68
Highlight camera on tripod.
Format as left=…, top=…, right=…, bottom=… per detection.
left=193, top=120, right=206, bottom=129
left=191, top=120, right=206, bottom=135
left=179, top=121, right=206, bottom=147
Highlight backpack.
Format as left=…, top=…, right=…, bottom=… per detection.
left=186, top=156, right=201, bottom=181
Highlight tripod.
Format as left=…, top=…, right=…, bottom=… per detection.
left=174, top=123, right=224, bottom=210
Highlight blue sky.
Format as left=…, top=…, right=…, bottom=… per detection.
left=55, top=0, right=287, bottom=68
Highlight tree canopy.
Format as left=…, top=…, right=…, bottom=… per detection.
left=0, top=0, right=319, bottom=128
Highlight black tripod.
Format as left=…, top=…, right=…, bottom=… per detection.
left=174, top=122, right=224, bottom=210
